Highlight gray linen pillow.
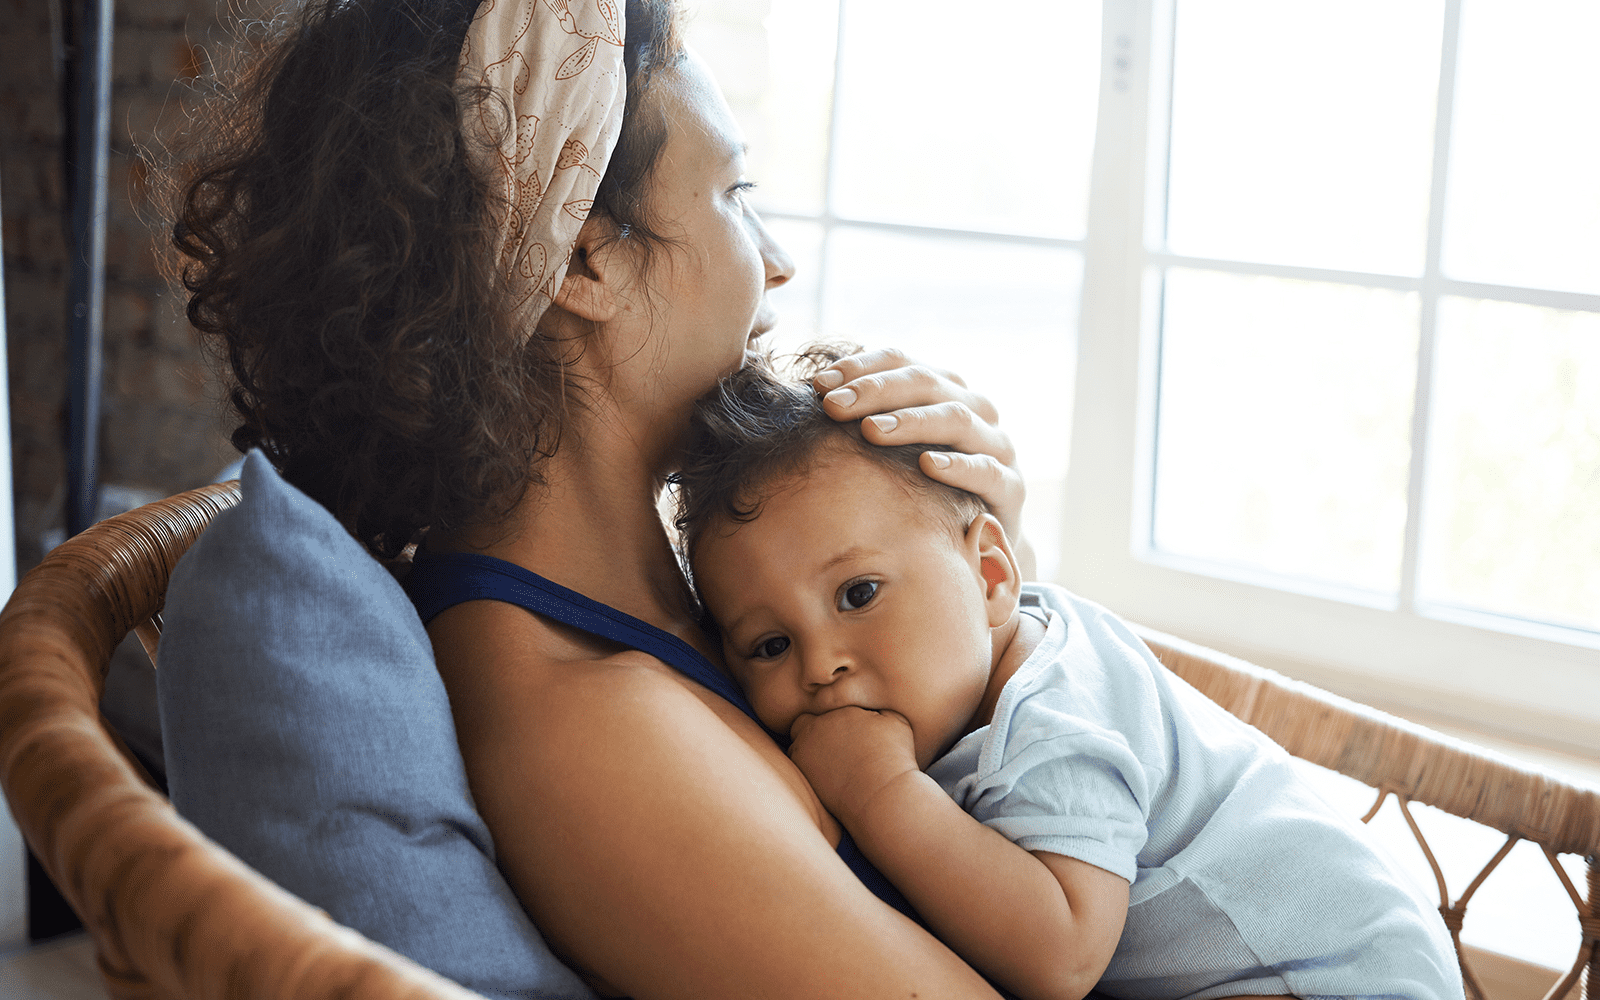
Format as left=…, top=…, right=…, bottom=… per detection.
left=157, top=449, right=595, bottom=1000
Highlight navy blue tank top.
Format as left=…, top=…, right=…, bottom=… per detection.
left=406, top=550, right=919, bottom=923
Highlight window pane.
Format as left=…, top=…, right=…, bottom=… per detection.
left=829, top=0, right=1100, bottom=238
left=1419, top=298, right=1600, bottom=630
left=686, top=0, right=838, bottom=215
left=1154, top=269, right=1419, bottom=593
left=821, top=228, right=1081, bottom=577
left=1165, top=0, right=1443, bottom=275
left=1440, top=0, right=1600, bottom=294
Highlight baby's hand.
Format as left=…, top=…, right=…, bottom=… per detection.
left=788, top=707, right=920, bottom=824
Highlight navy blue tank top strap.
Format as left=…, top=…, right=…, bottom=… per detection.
left=405, top=550, right=920, bottom=924
left=408, top=551, right=756, bottom=722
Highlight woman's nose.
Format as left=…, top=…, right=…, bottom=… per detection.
left=750, top=208, right=794, bottom=290
left=764, top=240, right=795, bottom=290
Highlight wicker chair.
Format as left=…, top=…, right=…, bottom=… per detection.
left=0, top=484, right=1595, bottom=1000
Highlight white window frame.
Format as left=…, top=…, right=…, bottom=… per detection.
left=1063, top=0, right=1600, bottom=754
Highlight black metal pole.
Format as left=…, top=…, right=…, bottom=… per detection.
left=28, top=0, right=115, bottom=942
left=65, top=0, right=112, bottom=538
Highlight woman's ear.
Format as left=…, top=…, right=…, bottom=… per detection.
left=551, top=216, right=631, bottom=323
left=964, top=512, right=1022, bottom=629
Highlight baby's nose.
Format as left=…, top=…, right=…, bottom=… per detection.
left=802, top=652, right=851, bottom=688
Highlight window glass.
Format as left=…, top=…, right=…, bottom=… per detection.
left=1165, top=0, right=1443, bottom=275
left=821, top=227, right=1082, bottom=577
left=1153, top=269, right=1418, bottom=594
left=686, top=0, right=838, bottom=216
left=829, top=0, right=1100, bottom=238
left=1440, top=0, right=1600, bottom=294
left=1420, top=298, right=1600, bottom=631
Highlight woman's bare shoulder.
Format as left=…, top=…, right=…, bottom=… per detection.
left=426, top=596, right=753, bottom=735
left=425, top=596, right=821, bottom=836
left=423, top=598, right=997, bottom=998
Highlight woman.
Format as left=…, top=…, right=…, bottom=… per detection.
left=173, top=0, right=1028, bottom=994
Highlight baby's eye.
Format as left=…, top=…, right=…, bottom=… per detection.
left=837, top=580, right=879, bottom=611
left=751, top=635, right=790, bottom=660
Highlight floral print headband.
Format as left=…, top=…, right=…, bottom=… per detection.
left=459, top=0, right=626, bottom=331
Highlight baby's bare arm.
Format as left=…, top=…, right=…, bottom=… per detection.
left=791, top=707, right=1129, bottom=1000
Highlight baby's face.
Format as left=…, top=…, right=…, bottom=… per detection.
left=693, top=446, right=998, bottom=769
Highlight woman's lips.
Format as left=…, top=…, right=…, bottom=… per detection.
left=750, top=303, right=778, bottom=340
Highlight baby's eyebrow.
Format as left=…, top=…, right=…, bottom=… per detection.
left=820, top=545, right=883, bottom=573
left=713, top=596, right=764, bottom=641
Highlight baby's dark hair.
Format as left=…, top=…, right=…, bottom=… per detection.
left=672, top=346, right=988, bottom=558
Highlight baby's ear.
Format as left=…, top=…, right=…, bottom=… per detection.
left=964, top=513, right=1022, bottom=629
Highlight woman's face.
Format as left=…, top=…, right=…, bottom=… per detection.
left=603, top=52, right=794, bottom=416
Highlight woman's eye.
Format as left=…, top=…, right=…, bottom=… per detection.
left=838, top=580, right=879, bottom=611
left=730, top=180, right=757, bottom=198
left=752, top=635, right=790, bottom=660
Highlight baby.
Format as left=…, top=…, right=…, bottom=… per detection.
left=673, top=352, right=1464, bottom=1000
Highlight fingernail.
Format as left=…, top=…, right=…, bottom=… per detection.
left=926, top=451, right=952, bottom=469
left=826, top=386, right=857, bottom=407
left=815, top=369, right=845, bottom=390
left=867, top=413, right=898, bottom=433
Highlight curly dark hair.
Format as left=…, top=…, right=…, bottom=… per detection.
left=168, top=0, right=683, bottom=557
left=672, top=346, right=988, bottom=560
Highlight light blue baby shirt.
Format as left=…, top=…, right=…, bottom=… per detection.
left=928, top=584, right=1463, bottom=1000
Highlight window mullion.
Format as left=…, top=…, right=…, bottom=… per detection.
left=1399, top=0, right=1463, bottom=616
left=1142, top=0, right=1177, bottom=556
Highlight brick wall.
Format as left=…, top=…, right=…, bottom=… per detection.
left=1, top=0, right=247, bottom=569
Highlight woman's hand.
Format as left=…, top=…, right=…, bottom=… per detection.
left=813, top=348, right=1037, bottom=579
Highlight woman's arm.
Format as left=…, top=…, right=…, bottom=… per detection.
left=790, top=707, right=1129, bottom=1000
left=430, top=600, right=1004, bottom=1000
left=811, top=348, right=1036, bottom=578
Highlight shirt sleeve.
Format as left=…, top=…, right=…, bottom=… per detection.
left=957, top=723, right=1152, bottom=884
